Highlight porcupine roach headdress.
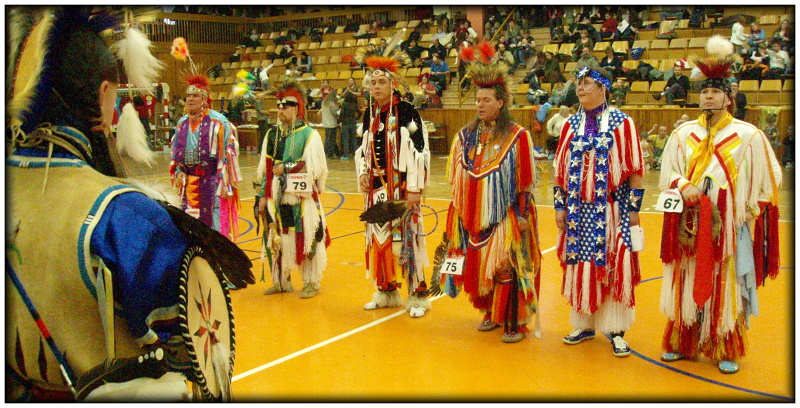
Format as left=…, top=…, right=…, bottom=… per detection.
left=273, top=78, right=306, bottom=119
left=690, top=35, right=735, bottom=100
left=459, top=41, right=512, bottom=101
left=7, top=7, right=161, bottom=176
left=357, top=28, right=410, bottom=90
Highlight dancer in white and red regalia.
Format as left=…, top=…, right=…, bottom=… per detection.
left=658, top=36, right=782, bottom=374
left=553, top=61, right=645, bottom=357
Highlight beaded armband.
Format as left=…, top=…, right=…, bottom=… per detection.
left=629, top=188, right=644, bottom=212
left=553, top=186, right=567, bottom=211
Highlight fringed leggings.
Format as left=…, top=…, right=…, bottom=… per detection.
left=473, top=269, right=530, bottom=334
left=662, top=314, right=748, bottom=362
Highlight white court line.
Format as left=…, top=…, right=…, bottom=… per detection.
left=231, top=245, right=558, bottom=383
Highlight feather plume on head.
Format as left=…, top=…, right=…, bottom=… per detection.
left=272, top=78, right=306, bottom=119
left=691, top=35, right=735, bottom=93
left=459, top=41, right=511, bottom=97
left=113, top=27, right=163, bottom=94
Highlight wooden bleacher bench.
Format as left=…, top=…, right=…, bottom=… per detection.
left=626, top=81, right=650, bottom=105
left=759, top=79, right=782, bottom=105
left=781, top=79, right=793, bottom=104
left=648, top=39, right=669, bottom=60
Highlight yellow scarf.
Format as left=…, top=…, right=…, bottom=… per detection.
left=688, top=112, right=733, bottom=185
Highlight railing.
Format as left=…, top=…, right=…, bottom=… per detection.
left=139, top=6, right=419, bottom=44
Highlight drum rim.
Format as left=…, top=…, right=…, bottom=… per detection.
left=176, top=246, right=236, bottom=401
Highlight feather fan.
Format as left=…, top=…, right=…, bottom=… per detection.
left=359, top=200, right=408, bottom=224
left=157, top=201, right=255, bottom=288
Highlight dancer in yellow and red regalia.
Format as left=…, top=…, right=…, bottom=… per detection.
left=658, top=36, right=782, bottom=374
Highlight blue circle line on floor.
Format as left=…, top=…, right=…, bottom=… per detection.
left=625, top=276, right=792, bottom=401
left=236, top=187, right=345, bottom=246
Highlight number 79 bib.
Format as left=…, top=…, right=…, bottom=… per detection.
left=286, top=173, right=312, bottom=193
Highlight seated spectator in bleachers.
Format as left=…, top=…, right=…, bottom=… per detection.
left=742, top=44, right=770, bottom=80
left=284, top=62, right=301, bottom=80
left=322, top=17, right=337, bottom=34
left=455, top=21, right=469, bottom=44
left=575, top=46, right=598, bottom=70
left=429, top=38, right=448, bottom=63
left=419, top=74, right=441, bottom=108
left=229, top=45, right=243, bottom=63
left=344, top=16, right=360, bottom=32
left=548, top=79, right=578, bottom=107
left=514, top=34, right=535, bottom=69
left=688, top=7, right=705, bottom=28
left=309, top=26, right=324, bottom=42
left=659, top=6, right=686, bottom=21
left=599, top=47, right=622, bottom=79
left=772, top=19, right=793, bottom=54
left=524, top=69, right=547, bottom=105
left=406, top=40, right=427, bottom=67
left=748, top=22, right=767, bottom=53
left=375, top=38, right=388, bottom=55
left=429, top=53, right=450, bottom=92
left=297, top=51, right=312, bottom=73
left=730, top=16, right=750, bottom=56
left=484, top=15, right=498, bottom=39
left=652, top=62, right=688, bottom=104
left=600, top=12, right=618, bottom=39
left=354, top=21, right=379, bottom=39
left=543, top=51, right=565, bottom=83
left=505, top=20, right=522, bottom=42
left=610, top=77, right=630, bottom=105
left=572, top=30, right=595, bottom=60
left=242, top=28, right=261, bottom=48
left=613, top=14, right=636, bottom=45
left=729, top=80, right=748, bottom=120
left=496, top=43, right=516, bottom=74
left=766, top=39, right=791, bottom=78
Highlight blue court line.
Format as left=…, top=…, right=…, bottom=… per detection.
left=619, top=275, right=793, bottom=401
left=237, top=217, right=254, bottom=238
left=235, top=187, right=346, bottom=245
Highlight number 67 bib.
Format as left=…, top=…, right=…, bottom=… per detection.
left=286, top=173, right=312, bottom=193
left=655, top=188, right=684, bottom=213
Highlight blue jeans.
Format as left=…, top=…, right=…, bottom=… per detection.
left=324, top=127, right=340, bottom=157
left=340, top=124, right=358, bottom=157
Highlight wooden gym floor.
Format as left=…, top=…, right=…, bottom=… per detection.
left=128, top=148, right=794, bottom=402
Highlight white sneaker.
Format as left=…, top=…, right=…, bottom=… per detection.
left=409, top=306, right=426, bottom=318
left=363, top=301, right=379, bottom=310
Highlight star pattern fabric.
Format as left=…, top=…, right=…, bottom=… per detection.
left=563, top=108, right=627, bottom=266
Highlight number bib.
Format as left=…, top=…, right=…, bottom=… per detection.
left=655, top=188, right=684, bottom=213
left=286, top=173, right=312, bottom=193
left=371, top=187, right=388, bottom=204
left=439, top=255, right=465, bottom=276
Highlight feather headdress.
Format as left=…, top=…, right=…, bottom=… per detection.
left=690, top=35, right=735, bottom=94
left=7, top=7, right=159, bottom=174
left=113, top=27, right=164, bottom=94
left=272, top=78, right=306, bottom=119
left=459, top=41, right=511, bottom=95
